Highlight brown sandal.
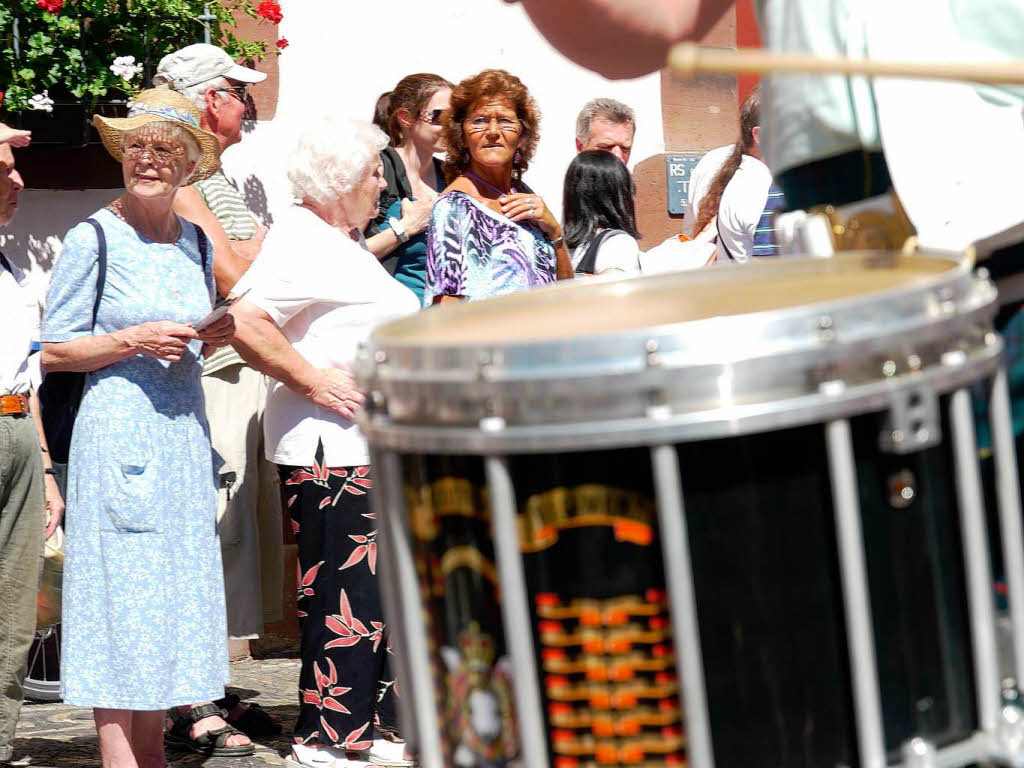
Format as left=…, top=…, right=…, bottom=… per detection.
left=165, top=703, right=255, bottom=757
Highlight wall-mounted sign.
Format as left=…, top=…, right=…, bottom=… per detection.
left=665, top=153, right=704, bottom=215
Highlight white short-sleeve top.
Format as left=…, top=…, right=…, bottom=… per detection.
left=236, top=205, right=418, bottom=468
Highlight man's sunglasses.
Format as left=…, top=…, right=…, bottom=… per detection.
left=215, top=84, right=248, bottom=103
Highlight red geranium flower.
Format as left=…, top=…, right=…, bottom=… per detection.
left=37, top=0, right=63, bottom=12
left=276, top=37, right=289, bottom=49
left=256, top=0, right=283, bottom=24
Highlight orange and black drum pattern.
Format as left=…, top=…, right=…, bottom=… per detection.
left=514, top=459, right=686, bottom=768
left=400, top=448, right=686, bottom=768
left=537, top=590, right=686, bottom=767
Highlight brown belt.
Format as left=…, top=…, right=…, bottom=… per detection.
left=0, top=394, right=30, bottom=416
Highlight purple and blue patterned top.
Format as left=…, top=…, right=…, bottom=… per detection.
left=423, top=191, right=556, bottom=307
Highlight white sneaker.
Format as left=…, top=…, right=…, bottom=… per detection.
left=285, top=743, right=370, bottom=768
left=366, top=737, right=416, bottom=767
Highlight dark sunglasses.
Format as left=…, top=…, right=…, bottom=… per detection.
left=420, top=108, right=444, bottom=126
left=215, top=84, right=248, bottom=102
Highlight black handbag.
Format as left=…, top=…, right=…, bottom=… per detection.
left=39, top=218, right=207, bottom=463
left=38, top=218, right=107, bottom=464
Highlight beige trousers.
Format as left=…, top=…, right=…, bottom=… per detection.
left=202, top=364, right=283, bottom=639
left=0, top=415, right=44, bottom=759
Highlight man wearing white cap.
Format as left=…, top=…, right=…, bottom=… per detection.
left=153, top=44, right=285, bottom=757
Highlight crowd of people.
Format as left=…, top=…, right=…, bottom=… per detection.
left=0, top=37, right=836, bottom=768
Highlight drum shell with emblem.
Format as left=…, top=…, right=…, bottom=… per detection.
left=358, top=251, right=1024, bottom=768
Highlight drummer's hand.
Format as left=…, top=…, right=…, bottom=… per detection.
left=500, top=193, right=560, bottom=239
left=308, top=368, right=365, bottom=420
left=43, top=474, right=64, bottom=539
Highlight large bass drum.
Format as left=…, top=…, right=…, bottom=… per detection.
left=358, top=251, right=1024, bottom=768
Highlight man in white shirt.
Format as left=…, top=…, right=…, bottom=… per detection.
left=0, top=125, right=63, bottom=764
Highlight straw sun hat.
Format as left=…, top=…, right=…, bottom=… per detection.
left=93, top=88, right=221, bottom=181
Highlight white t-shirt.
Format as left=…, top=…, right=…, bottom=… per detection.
left=570, top=231, right=641, bottom=275
left=715, top=155, right=773, bottom=264
left=0, top=255, right=39, bottom=394
left=683, top=145, right=733, bottom=238
left=236, top=205, right=419, bottom=467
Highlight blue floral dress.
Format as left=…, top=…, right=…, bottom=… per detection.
left=42, top=208, right=229, bottom=709
left=423, top=191, right=556, bottom=307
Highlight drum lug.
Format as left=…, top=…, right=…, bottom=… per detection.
left=879, top=387, right=941, bottom=455
left=998, top=703, right=1024, bottom=763
left=901, top=737, right=937, bottom=768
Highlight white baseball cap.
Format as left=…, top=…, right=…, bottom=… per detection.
left=154, top=43, right=267, bottom=90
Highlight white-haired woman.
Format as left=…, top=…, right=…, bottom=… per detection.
left=41, top=88, right=238, bottom=767
left=230, top=118, right=418, bottom=768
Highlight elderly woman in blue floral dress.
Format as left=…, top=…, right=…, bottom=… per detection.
left=423, top=69, right=573, bottom=306
left=41, top=88, right=239, bottom=768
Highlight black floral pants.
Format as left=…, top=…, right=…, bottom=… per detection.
left=279, top=440, right=399, bottom=748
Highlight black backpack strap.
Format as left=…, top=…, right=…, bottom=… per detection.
left=195, top=225, right=208, bottom=273
left=83, top=218, right=108, bottom=330
left=576, top=229, right=621, bottom=275
left=716, top=215, right=737, bottom=262
left=0, top=250, right=11, bottom=274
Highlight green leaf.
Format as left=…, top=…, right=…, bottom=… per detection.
left=18, top=68, right=35, bottom=80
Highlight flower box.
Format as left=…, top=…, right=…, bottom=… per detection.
left=12, top=99, right=127, bottom=147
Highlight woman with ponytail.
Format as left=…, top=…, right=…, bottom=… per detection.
left=364, top=73, right=452, bottom=301
left=691, top=88, right=776, bottom=263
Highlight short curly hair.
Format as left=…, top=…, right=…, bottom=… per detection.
left=441, top=69, right=541, bottom=185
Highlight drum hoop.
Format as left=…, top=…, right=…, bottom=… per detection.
left=361, top=256, right=995, bottom=428
left=359, top=339, right=1001, bottom=454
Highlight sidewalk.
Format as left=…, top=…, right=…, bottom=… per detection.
left=10, top=657, right=300, bottom=767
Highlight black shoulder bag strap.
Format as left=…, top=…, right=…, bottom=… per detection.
left=0, top=251, right=12, bottom=274
left=39, top=217, right=107, bottom=464
left=195, top=226, right=209, bottom=273
left=576, top=229, right=622, bottom=276
left=84, top=218, right=108, bottom=325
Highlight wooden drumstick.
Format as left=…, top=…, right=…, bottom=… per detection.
left=669, top=42, right=1024, bottom=85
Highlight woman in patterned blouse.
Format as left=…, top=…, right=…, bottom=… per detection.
left=423, top=69, right=573, bottom=306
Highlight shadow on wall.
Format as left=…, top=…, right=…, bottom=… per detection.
left=0, top=189, right=116, bottom=279
left=242, top=173, right=274, bottom=227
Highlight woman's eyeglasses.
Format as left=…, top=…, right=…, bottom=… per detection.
left=420, top=109, right=445, bottom=126
left=123, top=141, right=186, bottom=165
left=464, top=115, right=521, bottom=133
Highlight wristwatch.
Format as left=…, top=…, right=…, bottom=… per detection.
left=389, top=217, right=410, bottom=244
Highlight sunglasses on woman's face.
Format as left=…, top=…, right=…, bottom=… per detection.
left=420, top=109, right=444, bottom=126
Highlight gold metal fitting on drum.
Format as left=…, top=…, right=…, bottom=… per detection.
left=811, top=191, right=916, bottom=253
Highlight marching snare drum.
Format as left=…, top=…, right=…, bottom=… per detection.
left=358, top=252, right=1024, bottom=768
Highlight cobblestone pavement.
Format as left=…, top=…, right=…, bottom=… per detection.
left=10, top=656, right=301, bottom=767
